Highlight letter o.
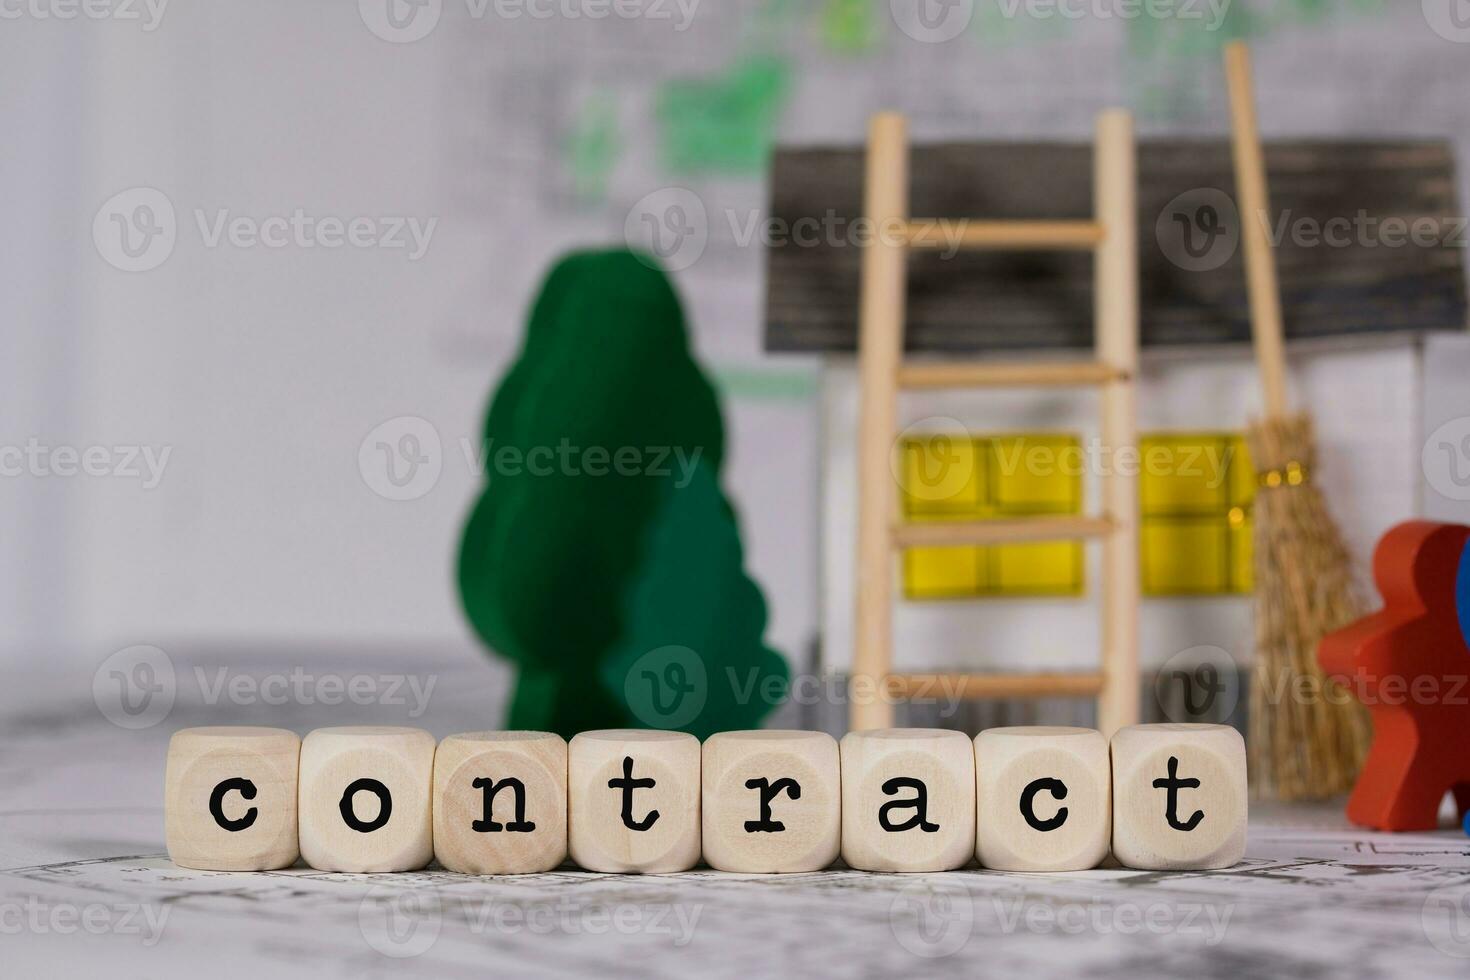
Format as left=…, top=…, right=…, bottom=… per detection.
left=339, top=777, right=392, bottom=832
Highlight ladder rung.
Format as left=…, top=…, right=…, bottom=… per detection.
left=904, top=220, right=1104, bottom=251
left=886, top=672, right=1106, bottom=700
left=893, top=516, right=1114, bottom=547
left=897, top=360, right=1128, bottom=389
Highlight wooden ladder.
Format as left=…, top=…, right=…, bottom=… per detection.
left=851, top=110, right=1141, bottom=736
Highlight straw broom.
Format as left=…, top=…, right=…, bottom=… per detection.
left=1225, top=42, right=1371, bottom=800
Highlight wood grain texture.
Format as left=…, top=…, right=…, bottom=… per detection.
left=888, top=672, right=1104, bottom=700
left=701, top=730, right=840, bottom=873
left=851, top=112, right=909, bottom=732
left=975, top=726, right=1110, bottom=872
left=897, top=359, right=1126, bottom=388
left=892, top=515, right=1113, bottom=547
left=1226, top=42, right=1291, bottom=417
left=1110, top=723, right=1247, bottom=871
left=432, top=731, right=568, bottom=875
left=839, top=728, right=976, bottom=872
left=1095, top=110, right=1141, bottom=739
left=906, top=219, right=1103, bottom=250
left=298, top=726, right=435, bottom=873
left=164, top=726, right=300, bottom=872
left=765, top=141, right=1466, bottom=353
left=568, top=730, right=701, bottom=874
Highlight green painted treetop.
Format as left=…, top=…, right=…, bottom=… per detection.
left=601, top=459, right=788, bottom=739
left=456, top=249, right=786, bottom=737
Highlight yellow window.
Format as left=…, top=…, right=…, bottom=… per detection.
left=903, top=544, right=986, bottom=597
left=902, top=435, right=982, bottom=516
left=990, top=541, right=1083, bottom=595
left=901, top=433, right=1083, bottom=600
left=1139, top=434, right=1256, bottom=596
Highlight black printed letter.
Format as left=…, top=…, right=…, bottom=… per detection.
left=471, top=776, right=535, bottom=833
left=608, top=756, right=659, bottom=831
left=339, top=778, right=392, bottom=833
left=1019, top=777, right=1069, bottom=832
left=208, top=777, right=259, bottom=832
left=878, top=777, right=938, bottom=833
left=743, top=777, right=801, bottom=832
left=1152, top=756, right=1204, bottom=832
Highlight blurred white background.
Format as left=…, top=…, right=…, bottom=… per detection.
left=3, top=0, right=1469, bottom=693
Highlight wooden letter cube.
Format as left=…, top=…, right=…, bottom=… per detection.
left=165, top=726, right=300, bottom=871
left=702, top=730, right=840, bottom=873
left=1111, top=723, right=1247, bottom=870
left=975, top=726, right=1110, bottom=872
left=840, top=729, right=975, bottom=872
left=433, top=731, right=568, bottom=874
left=568, top=730, right=700, bottom=873
left=298, top=726, right=435, bottom=872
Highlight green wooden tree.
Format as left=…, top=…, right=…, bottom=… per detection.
left=457, top=249, right=786, bottom=737
left=601, top=459, right=788, bottom=739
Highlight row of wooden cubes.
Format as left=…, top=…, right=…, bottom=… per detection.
left=165, top=723, right=1246, bottom=875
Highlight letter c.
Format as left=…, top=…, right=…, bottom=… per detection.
left=1019, top=777, right=1069, bottom=832
left=208, top=777, right=259, bottom=832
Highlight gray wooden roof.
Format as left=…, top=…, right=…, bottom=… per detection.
left=764, top=140, right=1466, bottom=353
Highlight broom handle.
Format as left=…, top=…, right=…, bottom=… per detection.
left=1225, top=41, right=1289, bottom=420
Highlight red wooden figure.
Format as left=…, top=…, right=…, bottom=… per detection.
left=1318, top=520, right=1470, bottom=831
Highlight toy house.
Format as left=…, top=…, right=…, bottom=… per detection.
left=764, top=138, right=1470, bottom=722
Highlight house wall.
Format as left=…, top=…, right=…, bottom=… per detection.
left=1422, top=333, right=1470, bottom=524
left=819, top=337, right=1464, bottom=678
